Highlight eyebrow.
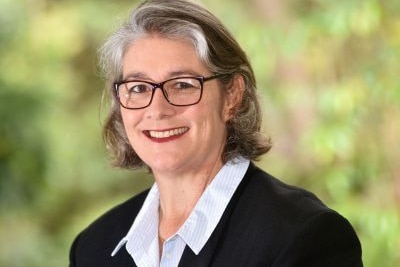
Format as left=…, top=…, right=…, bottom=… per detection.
left=122, top=72, right=149, bottom=80
left=122, top=70, right=205, bottom=81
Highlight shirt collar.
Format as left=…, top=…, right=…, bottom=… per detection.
left=111, top=184, right=160, bottom=266
left=177, top=157, right=249, bottom=254
left=111, top=157, right=250, bottom=259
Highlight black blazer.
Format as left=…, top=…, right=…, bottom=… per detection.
left=69, top=163, right=363, bottom=266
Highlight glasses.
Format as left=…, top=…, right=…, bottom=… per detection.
left=114, top=73, right=230, bottom=109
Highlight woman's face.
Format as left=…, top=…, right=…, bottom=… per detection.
left=120, top=36, right=236, bottom=177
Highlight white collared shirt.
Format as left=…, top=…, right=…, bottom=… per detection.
left=111, top=158, right=250, bottom=267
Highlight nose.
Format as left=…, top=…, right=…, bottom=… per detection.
left=144, top=87, right=175, bottom=118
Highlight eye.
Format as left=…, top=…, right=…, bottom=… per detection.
left=169, top=78, right=200, bottom=90
left=174, top=82, right=195, bottom=89
left=128, top=83, right=150, bottom=93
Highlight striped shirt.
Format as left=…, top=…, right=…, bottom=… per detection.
left=111, top=158, right=250, bottom=267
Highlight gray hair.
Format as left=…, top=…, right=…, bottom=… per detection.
left=100, top=0, right=271, bottom=169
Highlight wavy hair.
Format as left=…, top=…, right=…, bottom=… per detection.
left=100, top=0, right=271, bottom=169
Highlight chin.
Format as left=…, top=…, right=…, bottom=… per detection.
left=145, top=159, right=183, bottom=173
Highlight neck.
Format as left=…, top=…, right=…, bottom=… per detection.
left=155, top=157, right=224, bottom=241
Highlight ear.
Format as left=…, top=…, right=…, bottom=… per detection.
left=223, top=74, right=245, bottom=122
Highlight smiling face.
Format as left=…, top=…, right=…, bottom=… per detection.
left=120, top=36, right=236, bottom=178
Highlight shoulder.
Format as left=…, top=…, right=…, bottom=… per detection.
left=219, top=163, right=362, bottom=266
left=69, top=189, right=149, bottom=266
left=83, top=189, right=149, bottom=237
left=240, top=163, right=330, bottom=221
left=222, top=163, right=336, bottom=240
left=79, top=190, right=149, bottom=238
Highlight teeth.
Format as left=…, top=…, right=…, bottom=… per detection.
left=149, top=127, right=188, bottom=138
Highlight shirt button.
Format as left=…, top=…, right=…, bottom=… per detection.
left=166, top=253, right=171, bottom=259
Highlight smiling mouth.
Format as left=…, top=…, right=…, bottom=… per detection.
left=146, top=127, right=189, bottom=139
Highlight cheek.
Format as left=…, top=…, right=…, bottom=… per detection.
left=215, top=96, right=231, bottom=123
left=200, top=99, right=228, bottom=132
left=120, top=108, right=141, bottom=134
left=202, top=90, right=228, bottom=119
left=120, top=109, right=129, bottom=129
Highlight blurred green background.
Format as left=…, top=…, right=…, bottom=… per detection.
left=1, top=0, right=399, bottom=266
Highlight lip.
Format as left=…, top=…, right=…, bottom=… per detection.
left=143, top=127, right=189, bottom=143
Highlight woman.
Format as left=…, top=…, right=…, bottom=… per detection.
left=69, top=0, right=363, bottom=266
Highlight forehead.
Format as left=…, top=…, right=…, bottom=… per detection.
left=122, top=36, right=209, bottom=80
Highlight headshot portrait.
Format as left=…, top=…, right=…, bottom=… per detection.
left=68, top=0, right=363, bottom=266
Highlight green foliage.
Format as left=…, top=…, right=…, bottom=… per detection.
left=0, top=0, right=399, bottom=266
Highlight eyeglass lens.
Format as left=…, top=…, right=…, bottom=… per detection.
left=117, top=77, right=202, bottom=109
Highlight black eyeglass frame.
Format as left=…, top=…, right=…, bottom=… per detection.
left=114, top=73, right=232, bottom=110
